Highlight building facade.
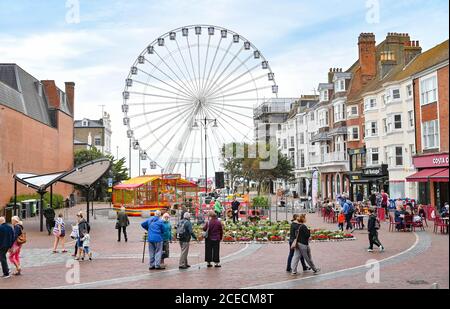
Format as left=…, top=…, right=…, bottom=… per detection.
left=74, top=112, right=112, bottom=155
left=0, top=64, right=75, bottom=208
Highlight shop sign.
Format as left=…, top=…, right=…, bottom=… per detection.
left=362, top=164, right=388, bottom=177
left=413, top=153, right=449, bottom=168
left=162, top=174, right=181, bottom=180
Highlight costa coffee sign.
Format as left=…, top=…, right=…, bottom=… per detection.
left=413, top=153, right=449, bottom=168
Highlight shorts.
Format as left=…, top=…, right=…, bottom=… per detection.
left=77, top=238, right=83, bottom=247
left=83, top=246, right=90, bottom=254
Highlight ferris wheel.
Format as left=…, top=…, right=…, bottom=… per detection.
left=122, top=25, right=278, bottom=178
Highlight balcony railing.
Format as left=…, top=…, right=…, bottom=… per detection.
left=309, top=152, right=348, bottom=166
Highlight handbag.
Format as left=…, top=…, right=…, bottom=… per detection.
left=17, top=227, right=27, bottom=245
left=201, top=222, right=209, bottom=239
left=290, top=226, right=300, bottom=249
left=115, top=221, right=120, bottom=229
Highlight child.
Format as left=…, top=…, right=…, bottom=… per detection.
left=338, top=212, right=345, bottom=231
left=70, top=224, right=79, bottom=257
left=79, top=233, right=92, bottom=261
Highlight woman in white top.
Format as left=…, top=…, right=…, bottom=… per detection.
left=52, top=213, right=67, bottom=253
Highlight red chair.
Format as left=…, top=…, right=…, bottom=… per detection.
left=404, top=215, right=414, bottom=232
left=388, top=214, right=398, bottom=232
left=412, top=217, right=425, bottom=231
left=433, top=217, right=447, bottom=234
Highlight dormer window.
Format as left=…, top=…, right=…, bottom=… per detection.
left=37, top=82, right=43, bottom=97
left=320, top=90, right=328, bottom=102
left=334, top=79, right=345, bottom=92
left=82, top=119, right=89, bottom=127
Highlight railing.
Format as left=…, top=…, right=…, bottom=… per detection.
left=309, top=152, right=348, bottom=165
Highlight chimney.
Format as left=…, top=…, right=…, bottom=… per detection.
left=358, top=33, right=376, bottom=84
left=328, top=68, right=334, bottom=83
left=41, top=80, right=60, bottom=109
left=65, top=82, right=75, bottom=116
left=404, top=39, right=422, bottom=66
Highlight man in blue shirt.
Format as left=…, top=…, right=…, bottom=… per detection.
left=342, top=199, right=354, bottom=231
left=0, top=216, right=15, bottom=278
left=141, top=210, right=166, bottom=270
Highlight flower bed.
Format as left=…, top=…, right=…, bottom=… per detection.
left=189, top=221, right=355, bottom=243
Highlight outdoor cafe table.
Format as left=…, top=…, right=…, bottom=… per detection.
left=442, top=217, right=449, bottom=234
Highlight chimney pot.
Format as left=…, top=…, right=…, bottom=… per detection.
left=416, top=40, right=419, bottom=46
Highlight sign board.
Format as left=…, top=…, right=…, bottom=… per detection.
left=312, top=170, right=319, bottom=207
left=107, top=188, right=112, bottom=193
left=413, top=153, right=449, bottom=168
left=362, top=164, right=388, bottom=177
left=108, top=178, right=113, bottom=188
left=162, top=174, right=181, bottom=180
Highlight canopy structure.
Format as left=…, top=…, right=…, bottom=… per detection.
left=13, top=159, right=112, bottom=231
left=406, top=168, right=448, bottom=182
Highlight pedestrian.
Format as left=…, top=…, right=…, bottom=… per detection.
left=76, top=212, right=90, bottom=259
left=0, top=217, right=15, bottom=278
left=337, top=212, right=345, bottom=231
left=204, top=211, right=223, bottom=268
left=141, top=210, right=165, bottom=270
left=356, top=191, right=363, bottom=203
left=214, top=198, right=223, bottom=219
left=161, top=213, right=172, bottom=267
left=116, top=206, right=130, bottom=242
left=70, top=222, right=79, bottom=257
left=176, top=212, right=197, bottom=269
left=367, top=208, right=384, bottom=252
left=342, top=198, right=354, bottom=231
left=381, top=189, right=389, bottom=219
left=231, top=197, right=240, bottom=223
left=9, top=216, right=25, bottom=275
left=286, top=214, right=310, bottom=272
left=369, top=191, right=377, bottom=207
left=43, top=206, right=56, bottom=236
left=78, top=232, right=93, bottom=261
left=291, top=214, right=320, bottom=275
left=52, top=213, right=67, bottom=253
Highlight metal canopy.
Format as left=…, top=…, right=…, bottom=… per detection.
left=14, top=159, right=112, bottom=192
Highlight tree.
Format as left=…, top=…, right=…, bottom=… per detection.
left=74, top=148, right=128, bottom=201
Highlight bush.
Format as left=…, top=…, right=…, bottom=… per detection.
left=252, top=196, right=269, bottom=208
left=10, top=193, right=65, bottom=209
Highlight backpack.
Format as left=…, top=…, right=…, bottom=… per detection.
left=16, top=226, right=26, bottom=245
left=176, top=220, right=187, bottom=240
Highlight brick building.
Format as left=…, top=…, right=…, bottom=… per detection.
left=0, top=64, right=75, bottom=209
left=406, top=40, right=449, bottom=209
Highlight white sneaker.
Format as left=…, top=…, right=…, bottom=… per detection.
left=291, top=272, right=297, bottom=276
left=367, top=249, right=373, bottom=252
left=379, top=246, right=384, bottom=252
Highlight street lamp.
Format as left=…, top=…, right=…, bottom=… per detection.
left=193, top=117, right=217, bottom=195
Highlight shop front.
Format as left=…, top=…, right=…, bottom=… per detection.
left=362, top=164, right=389, bottom=196
left=406, top=153, right=449, bottom=210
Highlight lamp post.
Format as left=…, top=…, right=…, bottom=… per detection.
left=193, top=117, right=218, bottom=195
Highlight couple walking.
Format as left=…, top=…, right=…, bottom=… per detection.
left=0, top=216, right=25, bottom=278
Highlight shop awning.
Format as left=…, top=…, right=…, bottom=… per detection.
left=429, top=168, right=449, bottom=182
left=406, top=168, right=448, bottom=182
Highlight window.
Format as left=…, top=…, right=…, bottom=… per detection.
left=409, top=144, right=415, bottom=167
left=298, top=116, right=303, bottom=125
left=364, top=98, right=377, bottom=111
left=422, top=120, right=439, bottom=149
left=382, top=118, right=387, bottom=134
left=290, top=136, right=295, bottom=147
left=82, top=119, right=88, bottom=127
left=394, top=114, right=402, bottom=129
left=347, top=105, right=358, bottom=117
left=283, top=139, right=287, bottom=149
left=366, top=121, right=378, bottom=137
left=390, top=182, right=405, bottom=199
left=408, top=111, right=414, bottom=128
left=384, top=146, right=389, bottom=164
left=392, top=89, right=400, bottom=99
left=318, top=110, right=328, bottom=127
left=420, top=76, right=437, bottom=105
left=289, top=151, right=295, bottom=164
left=278, top=124, right=282, bottom=131
left=300, top=150, right=305, bottom=168
left=310, top=112, right=315, bottom=121
left=334, top=79, right=345, bottom=92
left=369, top=148, right=379, bottom=165
left=348, top=126, right=359, bottom=141
left=94, top=136, right=102, bottom=146
left=406, top=84, right=413, bottom=98
left=299, top=133, right=304, bottom=144
left=395, top=146, right=403, bottom=166
left=320, top=90, right=328, bottom=102
left=277, top=138, right=281, bottom=147
left=334, top=103, right=345, bottom=122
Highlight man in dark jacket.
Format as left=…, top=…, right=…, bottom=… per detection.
left=0, top=217, right=15, bottom=278
left=177, top=212, right=197, bottom=269
left=44, top=207, right=56, bottom=235
left=367, top=208, right=384, bottom=252
left=117, top=206, right=130, bottom=242
left=231, top=197, right=240, bottom=223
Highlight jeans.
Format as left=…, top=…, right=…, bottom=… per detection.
left=232, top=210, right=239, bottom=223
left=368, top=232, right=382, bottom=249
left=345, top=213, right=353, bottom=230
left=287, top=240, right=307, bottom=271
left=118, top=226, right=127, bottom=241
left=205, top=239, right=220, bottom=263
left=0, top=247, right=9, bottom=276
left=179, top=241, right=190, bottom=267
left=297, top=243, right=318, bottom=272
left=148, top=242, right=163, bottom=268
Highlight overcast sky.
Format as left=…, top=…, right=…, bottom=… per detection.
left=1, top=0, right=448, bottom=177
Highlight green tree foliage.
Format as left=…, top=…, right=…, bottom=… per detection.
left=74, top=148, right=128, bottom=201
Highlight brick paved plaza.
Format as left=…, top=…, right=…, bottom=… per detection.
left=0, top=203, right=447, bottom=289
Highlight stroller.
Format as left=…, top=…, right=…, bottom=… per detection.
left=43, top=207, right=56, bottom=235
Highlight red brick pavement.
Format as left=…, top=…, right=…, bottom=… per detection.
left=0, top=206, right=447, bottom=289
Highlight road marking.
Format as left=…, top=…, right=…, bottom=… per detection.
left=244, top=232, right=428, bottom=289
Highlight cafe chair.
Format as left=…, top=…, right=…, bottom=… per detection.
left=388, top=215, right=398, bottom=232
left=404, top=215, right=414, bottom=232
left=433, top=217, right=447, bottom=234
